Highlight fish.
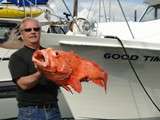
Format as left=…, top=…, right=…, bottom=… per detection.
left=32, top=48, right=108, bottom=93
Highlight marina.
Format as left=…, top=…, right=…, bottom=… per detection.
left=0, top=0, right=160, bottom=119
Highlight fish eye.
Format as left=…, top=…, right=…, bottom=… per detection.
left=54, top=51, right=59, bottom=57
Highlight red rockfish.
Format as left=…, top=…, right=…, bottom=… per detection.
left=32, top=48, right=108, bottom=93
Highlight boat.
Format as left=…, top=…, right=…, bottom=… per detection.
left=0, top=0, right=45, bottom=18
left=6, top=0, right=48, bottom=7
left=39, top=0, right=160, bottom=119
left=0, top=7, right=42, bottom=18
left=1, top=0, right=160, bottom=119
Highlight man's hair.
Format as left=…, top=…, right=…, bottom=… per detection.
left=19, top=17, right=41, bottom=31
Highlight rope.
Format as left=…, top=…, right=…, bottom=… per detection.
left=117, top=0, right=135, bottom=39
left=105, top=36, right=160, bottom=114
left=87, top=0, right=95, bottom=19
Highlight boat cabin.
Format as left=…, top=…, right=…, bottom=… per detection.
left=139, top=4, right=160, bottom=22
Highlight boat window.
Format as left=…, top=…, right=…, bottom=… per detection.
left=47, top=25, right=68, bottom=34
left=140, top=6, right=155, bottom=22
left=0, top=26, right=10, bottom=31
left=0, top=23, right=17, bottom=41
left=157, top=7, right=160, bottom=19
left=140, top=5, right=160, bottom=22
left=0, top=23, right=17, bottom=30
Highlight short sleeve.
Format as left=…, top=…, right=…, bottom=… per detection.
left=8, top=53, right=28, bottom=83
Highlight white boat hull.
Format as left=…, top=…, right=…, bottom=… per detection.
left=41, top=33, right=160, bottom=119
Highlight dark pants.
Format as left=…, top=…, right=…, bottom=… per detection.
left=18, top=105, right=62, bottom=120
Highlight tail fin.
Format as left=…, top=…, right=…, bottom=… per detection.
left=62, top=85, right=73, bottom=94
left=103, top=72, right=108, bottom=94
left=91, top=72, right=108, bottom=94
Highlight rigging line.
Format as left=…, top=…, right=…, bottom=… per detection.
left=24, top=0, right=64, bottom=20
left=50, top=0, right=57, bottom=14
left=61, top=0, right=83, bottom=34
left=105, top=36, right=160, bottom=113
left=87, top=0, right=95, bottom=19
left=117, top=0, right=135, bottom=39
left=102, top=0, right=107, bottom=22
left=99, top=0, right=101, bottom=22
left=108, top=0, right=111, bottom=22
left=61, top=0, right=73, bottom=20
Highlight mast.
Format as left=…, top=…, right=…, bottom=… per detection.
left=109, top=0, right=111, bottom=22
left=22, top=0, right=26, bottom=18
left=73, top=0, right=78, bottom=17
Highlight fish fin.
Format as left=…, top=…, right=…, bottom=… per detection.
left=67, top=75, right=82, bottom=93
left=91, top=72, right=108, bottom=94
left=62, top=85, right=73, bottom=94
left=91, top=79, right=104, bottom=87
left=103, top=72, right=108, bottom=94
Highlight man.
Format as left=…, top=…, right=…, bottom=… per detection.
left=8, top=17, right=62, bottom=120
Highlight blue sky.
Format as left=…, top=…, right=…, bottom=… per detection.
left=129, top=0, right=144, bottom=4
left=48, top=0, right=148, bottom=22
left=64, top=0, right=146, bottom=10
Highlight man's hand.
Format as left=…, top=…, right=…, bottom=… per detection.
left=34, top=63, right=43, bottom=74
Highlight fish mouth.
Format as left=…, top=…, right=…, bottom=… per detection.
left=33, top=51, right=43, bottom=60
left=33, top=50, right=48, bottom=67
left=38, top=54, right=45, bottom=62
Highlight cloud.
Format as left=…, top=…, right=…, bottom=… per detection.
left=77, top=0, right=147, bottom=22
left=45, top=0, right=148, bottom=22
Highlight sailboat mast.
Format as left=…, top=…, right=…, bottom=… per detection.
left=73, top=0, right=78, bottom=17
left=99, top=0, right=101, bottom=22
left=22, top=0, right=26, bottom=17
left=109, top=0, right=111, bottom=22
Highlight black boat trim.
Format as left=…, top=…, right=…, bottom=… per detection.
left=0, top=80, right=16, bottom=99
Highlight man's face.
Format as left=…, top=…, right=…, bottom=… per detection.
left=20, top=19, right=41, bottom=46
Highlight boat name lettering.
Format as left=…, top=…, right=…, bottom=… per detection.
left=144, top=56, right=160, bottom=62
left=104, top=53, right=160, bottom=62
left=104, top=53, right=138, bottom=60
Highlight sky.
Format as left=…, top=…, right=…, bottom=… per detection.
left=47, top=0, right=149, bottom=22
